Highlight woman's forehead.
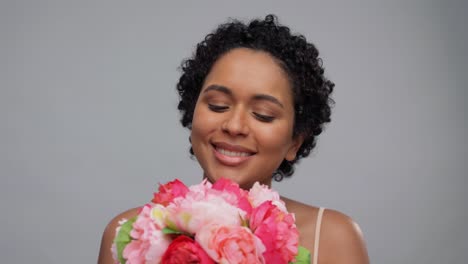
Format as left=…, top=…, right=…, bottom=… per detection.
left=202, top=48, right=292, bottom=97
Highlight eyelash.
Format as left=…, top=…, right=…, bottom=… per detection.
left=208, top=104, right=275, bottom=123
left=208, top=104, right=229, bottom=112
left=253, top=112, right=275, bottom=122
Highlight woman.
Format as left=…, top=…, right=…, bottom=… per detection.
left=98, top=15, right=369, bottom=264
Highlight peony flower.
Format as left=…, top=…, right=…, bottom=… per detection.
left=161, top=235, right=214, bottom=264
left=196, top=224, right=265, bottom=264
left=212, top=178, right=252, bottom=215
left=165, top=180, right=247, bottom=234
left=150, top=204, right=167, bottom=228
left=123, top=239, right=150, bottom=264
left=123, top=205, right=171, bottom=263
left=248, top=182, right=287, bottom=212
left=112, top=179, right=309, bottom=264
left=250, top=201, right=299, bottom=264
left=152, top=179, right=189, bottom=206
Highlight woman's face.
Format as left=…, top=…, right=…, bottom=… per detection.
left=190, top=48, right=303, bottom=189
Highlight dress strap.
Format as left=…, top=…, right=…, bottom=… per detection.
left=313, top=207, right=325, bottom=264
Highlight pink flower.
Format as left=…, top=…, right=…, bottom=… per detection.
left=110, top=243, right=119, bottom=264
left=196, top=225, right=265, bottom=264
left=114, top=179, right=304, bottom=264
left=152, top=179, right=189, bottom=206
left=165, top=180, right=247, bottom=234
left=248, top=182, right=287, bottom=212
left=123, top=240, right=151, bottom=264
left=161, top=235, right=214, bottom=264
left=123, top=205, right=171, bottom=263
left=212, top=178, right=252, bottom=215
left=250, top=201, right=299, bottom=264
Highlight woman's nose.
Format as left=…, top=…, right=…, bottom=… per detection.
left=221, top=108, right=249, bottom=136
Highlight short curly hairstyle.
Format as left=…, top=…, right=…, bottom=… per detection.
left=177, top=14, right=334, bottom=181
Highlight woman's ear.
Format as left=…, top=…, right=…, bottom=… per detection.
left=285, top=134, right=304, bottom=161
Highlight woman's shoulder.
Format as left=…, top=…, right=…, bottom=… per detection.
left=282, top=197, right=370, bottom=264
left=98, top=207, right=142, bottom=264
left=107, top=207, right=141, bottom=227
left=102, top=207, right=142, bottom=240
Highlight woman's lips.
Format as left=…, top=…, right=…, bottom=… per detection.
left=211, top=142, right=255, bottom=166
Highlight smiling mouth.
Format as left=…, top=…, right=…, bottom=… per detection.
left=211, top=143, right=255, bottom=166
left=216, top=147, right=252, bottom=157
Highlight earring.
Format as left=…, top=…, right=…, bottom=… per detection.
left=272, top=171, right=283, bottom=182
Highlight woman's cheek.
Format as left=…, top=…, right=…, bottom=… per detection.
left=256, top=123, right=292, bottom=150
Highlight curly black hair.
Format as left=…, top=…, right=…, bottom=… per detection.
left=177, top=14, right=334, bottom=181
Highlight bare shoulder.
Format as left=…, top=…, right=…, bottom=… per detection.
left=97, top=207, right=141, bottom=264
left=282, top=197, right=369, bottom=264
left=319, top=209, right=370, bottom=263
left=281, top=197, right=321, bottom=252
left=281, top=196, right=319, bottom=226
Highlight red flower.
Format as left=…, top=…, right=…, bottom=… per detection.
left=152, top=179, right=189, bottom=206
left=161, top=235, right=214, bottom=264
left=250, top=201, right=299, bottom=264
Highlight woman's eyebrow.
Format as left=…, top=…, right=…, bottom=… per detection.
left=253, top=94, right=284, bottom=108
left=203, top=84, right=232, bottom=95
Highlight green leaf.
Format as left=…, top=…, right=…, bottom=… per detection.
left=114, top=217, right=137, bottom=264
left=162, top=227, right=183, bottom=235
left=290, top=246, right=311, bottom=264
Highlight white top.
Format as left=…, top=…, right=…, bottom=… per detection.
left=313, top=207, right=325, bottom=264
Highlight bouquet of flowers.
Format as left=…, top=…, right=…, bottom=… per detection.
left=112, top=178, right=311, bottom=264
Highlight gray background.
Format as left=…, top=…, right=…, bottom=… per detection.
left=1, top=0, right=467, bottom=263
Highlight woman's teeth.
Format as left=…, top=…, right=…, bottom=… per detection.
left=217, top=148, right=250, bottom=157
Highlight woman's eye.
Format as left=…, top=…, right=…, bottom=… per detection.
left=253, top=112, right=275, bottom=122
left=208, top=104, right=229, bottom=112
